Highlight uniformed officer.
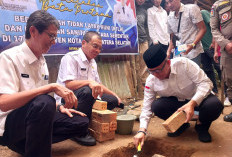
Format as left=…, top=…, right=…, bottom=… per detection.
left=0, top=10, right=90, bottom=157
left=55, top=31, right=122, bottom=119
left=210, top=0, right=232, bottom=122
left=113, top=0, right=136, bottom=25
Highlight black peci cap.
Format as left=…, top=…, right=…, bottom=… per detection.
left=143, top=44, right=168, bottom=68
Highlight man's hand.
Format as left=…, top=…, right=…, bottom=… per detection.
left=53, top=83, right=77, bottom=109
left=183, top=44, right=193, bottom=55
left=167, top=51, right=172, bottom=59
left=59, top=105, right=86, bottom=117
left=115, top=95, right=122, bottom=105
left=214, top=51, right=219, bottom=63
left=89, top=81, right=103, bottom=99
left=134, top=130, right=146, bottom=149
left=153, top=41, right=159, bottom=45
left=225, top=42, right=232, bottom=54
left=177, top=100, right=197, bottom=122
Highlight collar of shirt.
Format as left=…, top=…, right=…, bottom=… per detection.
left=152, top=5, right=163, bottom=12
left=170, top=59, right=177, bottom=75
left=170, top=3, right=184, bottom=18
left=21, top=42, right=45, bottom=66
left=79, top=48, right=95, bottom=65
left=179, top=3, right=185, bottom=13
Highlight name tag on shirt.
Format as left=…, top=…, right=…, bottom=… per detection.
left=21, top=73, right=29, bottom=78
left=81, top=68, right=86, bottom=71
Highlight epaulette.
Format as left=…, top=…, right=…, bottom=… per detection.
left=216, top=1, right=231, bottom=12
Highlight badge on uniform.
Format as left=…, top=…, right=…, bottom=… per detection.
left=21, top=73, right=29, bottom=78
left=44, top=75, right=49, bottom=80
left=211, top=6, right=215, bottom=17
left=221, top=11, right=231, bottom=23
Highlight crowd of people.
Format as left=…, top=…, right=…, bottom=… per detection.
left=134, top=0, right=232, bottom=149
left=0, top=0, right=231, bottom=156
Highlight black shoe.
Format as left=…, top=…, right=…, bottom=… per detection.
left=118, top=103, right=124, bottom=109
left=195, top=123, right=211, bottom=143
left=224, top=113, right=232, bottom=122
left=167, top=123, right=190, bottom=137
left=72, top=134, right=96, bottom=146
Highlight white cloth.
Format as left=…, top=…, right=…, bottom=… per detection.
left=0, top=42, right=49, bottom=136
left=140, top=57, right=212, bottom=130
left=147, top=6, right=170, bottom=45
left=55, top=49, right=100, bottom=103
left=113, top=2, right=136, bottom=25
left=167, top=3, right=204, bottom=59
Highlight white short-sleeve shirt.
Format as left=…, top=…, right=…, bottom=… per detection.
left=0, top=42, right=49, bottom=136
left=55, top=48, right=100, bottom=103
left=167, top=3, right=204, bottom=59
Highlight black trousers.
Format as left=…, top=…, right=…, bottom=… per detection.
left=64, top=86, right=118, bottom=119
left=151, top=94, right=223, bottom=125
left=201, top=49, right=219, bottom=93
left=1, top=94, right=89, bottom=157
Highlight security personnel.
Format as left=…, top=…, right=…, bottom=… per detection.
left=210, top=0, right=232, bottom=122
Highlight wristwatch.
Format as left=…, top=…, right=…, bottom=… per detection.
left=137, top=130, right=147, bottom=136
left=57, top=104, right=63, bottom=112
left=191, top=43, right=196, bottom=49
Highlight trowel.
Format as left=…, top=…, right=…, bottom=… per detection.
left=133, top=143, right=141, bottom=157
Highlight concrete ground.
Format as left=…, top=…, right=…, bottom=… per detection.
left=1, top=103, right=232, bottom=157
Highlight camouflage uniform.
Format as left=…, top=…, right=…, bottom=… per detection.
left=210, top=0, right=232, bottom=100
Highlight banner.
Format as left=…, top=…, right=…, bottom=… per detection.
left=0, top=0, right=138, bottom=55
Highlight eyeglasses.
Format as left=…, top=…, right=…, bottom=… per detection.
left=147, top=60, right=167, bottom=74
left=45, top=31, right=57, bottom=41
left=88, top=42, right=103, bottom=51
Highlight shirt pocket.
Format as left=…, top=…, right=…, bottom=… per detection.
left=79, top=70, right=88, bottom=80
left=219, top=6, right=231, bottom=24
left=21, top=77, right=34, bottom=90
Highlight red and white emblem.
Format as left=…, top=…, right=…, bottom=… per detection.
left=222, top=13, right=229, bottom=21
left=221, top=12, right=231, bottom=23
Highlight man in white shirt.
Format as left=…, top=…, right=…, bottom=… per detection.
left=55, top=31, right=122, bottom=120
left=166, top=0, right=206, bottom=65
left=134, top=44, right=223, bottom=148
left=147, top=0, right=170, bottom=46
left=113, top=0, right=136, bottom=25
left=0, top=10, right=92, bottom=157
